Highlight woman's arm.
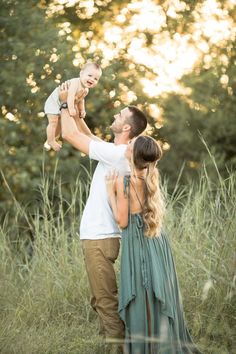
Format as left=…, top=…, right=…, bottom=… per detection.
left=106, top=173, right=129, bottom=228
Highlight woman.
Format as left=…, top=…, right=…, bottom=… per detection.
left=106, top=136, right=202, bottom=354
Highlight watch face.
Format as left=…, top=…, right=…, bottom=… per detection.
left=60, top=102, right=68, bottom=109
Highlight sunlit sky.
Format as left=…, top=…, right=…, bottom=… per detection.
left=47, top=0, right=235, bottom=105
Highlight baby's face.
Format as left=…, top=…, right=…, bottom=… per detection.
left=80, top=66, right=101, bottom=88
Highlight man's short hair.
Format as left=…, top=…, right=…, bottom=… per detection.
left=126, top=106, right=147, bottom=138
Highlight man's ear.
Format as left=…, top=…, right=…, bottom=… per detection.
left=122, top=124, right=131, bottom=133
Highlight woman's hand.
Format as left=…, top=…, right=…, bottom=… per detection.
left=105, top=170, right=118, bottom=199
left=105, top=171, right=128, bottom=228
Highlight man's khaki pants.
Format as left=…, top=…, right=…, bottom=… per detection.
left=82, top=238, right=125, bottom=340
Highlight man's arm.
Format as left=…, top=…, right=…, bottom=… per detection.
left=61, top=108, right=125, bottom=165
left=60, top=81, right=102, bottom=141
left=61, top=108, right=91, bottom=155
left=67, top=79, right=78, bottom=116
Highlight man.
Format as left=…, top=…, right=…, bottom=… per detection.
left=59, top=88, right=147, bottom=348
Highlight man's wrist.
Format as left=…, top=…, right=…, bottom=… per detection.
left=59, top=102, right=68, bottom=110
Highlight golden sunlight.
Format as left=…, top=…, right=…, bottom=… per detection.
left=93, top=0, right=235, bottom=97
left=48, top=0, right=235, bottom=99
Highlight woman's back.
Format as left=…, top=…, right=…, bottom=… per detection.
left=128, top=175, right=146, bottom=215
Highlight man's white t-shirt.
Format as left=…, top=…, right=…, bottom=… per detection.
left=79, top=140, right=130, bottom=240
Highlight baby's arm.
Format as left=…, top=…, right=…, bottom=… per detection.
left=67, top=78, right=79, bottom=117
left=77, top=89, right=88, bottom=118
left=77, top=98, right=86, bottom=118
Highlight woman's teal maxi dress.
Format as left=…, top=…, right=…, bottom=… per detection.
left=118, top=177, right=202, bottom=354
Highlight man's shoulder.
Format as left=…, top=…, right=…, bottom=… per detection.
left=89, top=140, right=126, bottom=161
left=94, top=141, right=126, bottom=151
left=114, top=143, right=127, bottom=152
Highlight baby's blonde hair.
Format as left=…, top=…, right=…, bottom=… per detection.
left=82, top=62, right=102, bottom=73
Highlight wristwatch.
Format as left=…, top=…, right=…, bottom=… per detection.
left=59, top=102, right=68, bottom=110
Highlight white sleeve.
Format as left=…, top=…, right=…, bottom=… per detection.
left=89, top=140, right=125, bottom=165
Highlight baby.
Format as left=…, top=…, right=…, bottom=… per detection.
left=44, top=62, right=102, bottom=151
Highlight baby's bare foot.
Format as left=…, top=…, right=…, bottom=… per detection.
left=50, top=141, right=62, bottom=151
left=45, top=140, right=61, bottom=152
left=44, top=141, right=51, bottom=151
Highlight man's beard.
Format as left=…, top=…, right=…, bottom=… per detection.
left=110, top=122, right=122, bottom=134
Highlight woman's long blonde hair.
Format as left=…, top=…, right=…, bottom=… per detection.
left=133, top=136, right=165, bottom=237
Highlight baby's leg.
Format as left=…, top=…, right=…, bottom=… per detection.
left=55, top=117, right=61, bottom=139
left=45, top=114, right=61, bottom=151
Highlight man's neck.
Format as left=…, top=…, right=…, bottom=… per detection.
left=114, top=133, right=129, bottom=145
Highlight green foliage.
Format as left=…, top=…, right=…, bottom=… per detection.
left=0, top=0, right=83, bottom=209
left=158, top=43, right=236, bottom=188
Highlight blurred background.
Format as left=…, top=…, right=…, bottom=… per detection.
left=1, top=0, right=235, bottom=210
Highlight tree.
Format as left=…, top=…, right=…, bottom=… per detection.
left=0, top=0, right=78, bottom=210
left=158, top=37, right=236, bottom=188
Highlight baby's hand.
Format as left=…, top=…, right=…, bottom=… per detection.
left=80, top=110, right=86, bottom=119
left=69, top=108, right=77, bottom=117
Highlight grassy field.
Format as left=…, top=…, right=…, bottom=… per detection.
left=0, top=169, right=235, bottom=354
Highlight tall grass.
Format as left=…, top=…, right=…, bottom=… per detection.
left=164, top=169, right=236, bottom=353
left=0, top=168, right=235, bottom=354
